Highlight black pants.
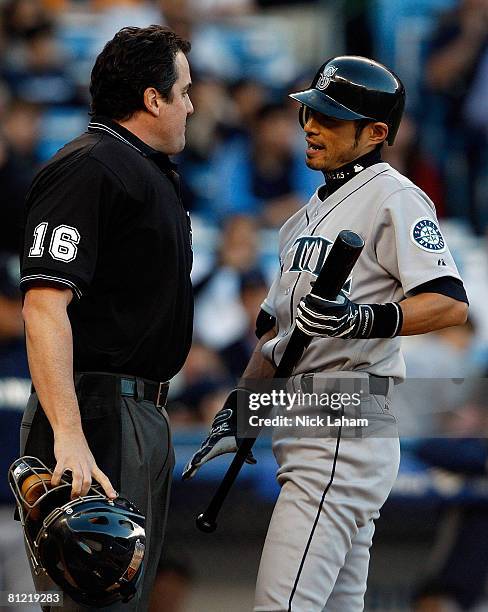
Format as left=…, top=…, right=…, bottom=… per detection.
left=20, top=372, right=174, bottom=611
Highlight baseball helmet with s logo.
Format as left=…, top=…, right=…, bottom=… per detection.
left=290, top=55, right=405, bottom=145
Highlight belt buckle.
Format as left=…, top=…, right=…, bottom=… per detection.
left=156, top=382, right=165, bottom=408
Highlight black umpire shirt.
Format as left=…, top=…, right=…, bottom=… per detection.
left=20, top=117, right=194, bottom=382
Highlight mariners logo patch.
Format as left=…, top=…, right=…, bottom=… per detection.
left=316, top=66, right=338, bottom=91
left=410, top=217, right=446, bottom=253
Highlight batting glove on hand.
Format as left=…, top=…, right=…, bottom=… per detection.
left=182, top=388, right=257, bottom=480
left=296, top=293, right=373, bottom=339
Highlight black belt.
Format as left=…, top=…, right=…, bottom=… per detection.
left=301, top=374, right=390, bottom=397
left=368, top=375, right=390, bottom=397
left=73, top=373, right=170, bottom=408
left=120, top=377, right=169, bottom=408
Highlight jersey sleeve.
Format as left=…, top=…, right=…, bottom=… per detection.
left=20, top=156, right=123, bottom=298
left=261, top=269, right=281, bottom=317
left=373, top=187, right=462, bottom=295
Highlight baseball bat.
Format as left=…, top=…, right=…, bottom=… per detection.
left=196, top=230, right=365, bottom=533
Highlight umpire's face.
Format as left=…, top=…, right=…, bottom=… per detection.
left=154, top=51, right=194, bottom=155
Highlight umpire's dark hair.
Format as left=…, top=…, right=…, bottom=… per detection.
left=90, top=25, right=191, bottom=120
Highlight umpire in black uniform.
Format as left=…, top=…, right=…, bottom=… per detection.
left=18, top=25, right=194, bottom=610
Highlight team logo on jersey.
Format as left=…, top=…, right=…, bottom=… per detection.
left=316, top=66, right=338, bottom=91
left=289, top=235, right=352, bottom=293
left=290, top=236, right=332, bottom=275
left=410, top=217, right=446, bottom=253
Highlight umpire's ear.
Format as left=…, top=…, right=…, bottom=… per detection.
left=143, top=87, right=161, bottom=117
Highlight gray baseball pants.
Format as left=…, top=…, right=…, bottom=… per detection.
left=254, top=372, right=400, bottom=612
left=19, top=372, right=174, bottom=612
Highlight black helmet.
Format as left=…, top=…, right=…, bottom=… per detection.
left=9, top=456, right=146, bottom=608
left=289, top=55, right=405, bottom=145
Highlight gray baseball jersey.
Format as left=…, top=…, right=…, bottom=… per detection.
left=261, top=161, right=461, bottom=381
left=254, top=161, right=462, bottom=612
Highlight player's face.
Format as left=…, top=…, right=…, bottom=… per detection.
left=156, top=51, right=194, bottom=155
left=302, top=108, right=374, bottom=172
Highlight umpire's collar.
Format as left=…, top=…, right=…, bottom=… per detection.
left=88, top=116, right=177, bottom=172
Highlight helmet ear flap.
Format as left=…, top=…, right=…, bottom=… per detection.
left=385, top=96, right=405, bottom=145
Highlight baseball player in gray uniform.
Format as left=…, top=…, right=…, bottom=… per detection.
left=184, top=56, right=469, bottom=611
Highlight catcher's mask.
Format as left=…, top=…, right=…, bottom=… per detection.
left=8, top=456, right=146, bottom=608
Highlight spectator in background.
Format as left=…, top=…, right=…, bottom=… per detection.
left=425, top=0, right=488, bottom=96
left=92, top=0, right=166, bottom=52
left=2, top=22, right=80, bottom=106
left=382, top=115, right=445, bottom=218
left=403, top=316, right=478, bottom=380
left=2, top=97, right=39, bottom=150
left=169, top=342, right=231, bottom=426
left=425, top=0, right=488, bottom=233
left=0, top=99, right=41, bottom=252
left=0, top=252, right=30, bottom=498
left=193, top=215, right=264, bottom=348
left=185, top=77, right=228, bottom=162
left=1, top=0, right=51, bottom=42
left=213, top=213, right=260, bottom=273
left=219, top=269, right=268, bottom=379
left=223, top=79, right=267, bottom=141
left=180, top=77, right=268, bottom=214
left=178, top=76, right=230, bottom=212
left=162, top=0, right=297, bottom=86
left=397, top=319, right=479, bottom=437
left=161, top=0, right=255, bottom=39
left=208, top=102, right=321, bottom=225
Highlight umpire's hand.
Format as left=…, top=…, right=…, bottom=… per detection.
left=51, top=429, right=118, bottom=500
left=182, top=389, right=257, bottom=480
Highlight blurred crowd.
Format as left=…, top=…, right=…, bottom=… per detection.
left=1, top=0, right=488, bottom=610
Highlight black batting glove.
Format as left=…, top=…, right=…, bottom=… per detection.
left=296, top=293, right=374, bottom=339
left=182, top=389, right=257, bottom=480
left=296, top=294, right=403, bottom=339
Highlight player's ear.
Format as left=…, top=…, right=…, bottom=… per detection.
left=143, top=87, right=161, bottom=117
left=370, top=122, right=389, bottom=145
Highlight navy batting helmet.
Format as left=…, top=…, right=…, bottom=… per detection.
left=289, top=56, right=405, bottom=145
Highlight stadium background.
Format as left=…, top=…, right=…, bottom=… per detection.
left=1, top=0, right=488, bottom=610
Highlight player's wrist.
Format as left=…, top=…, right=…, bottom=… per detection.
left=357, top=302, right=403, bottom=338
left=223, top=387, right=252, bottom=410
left=213, top=388, right=252, bottom=433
